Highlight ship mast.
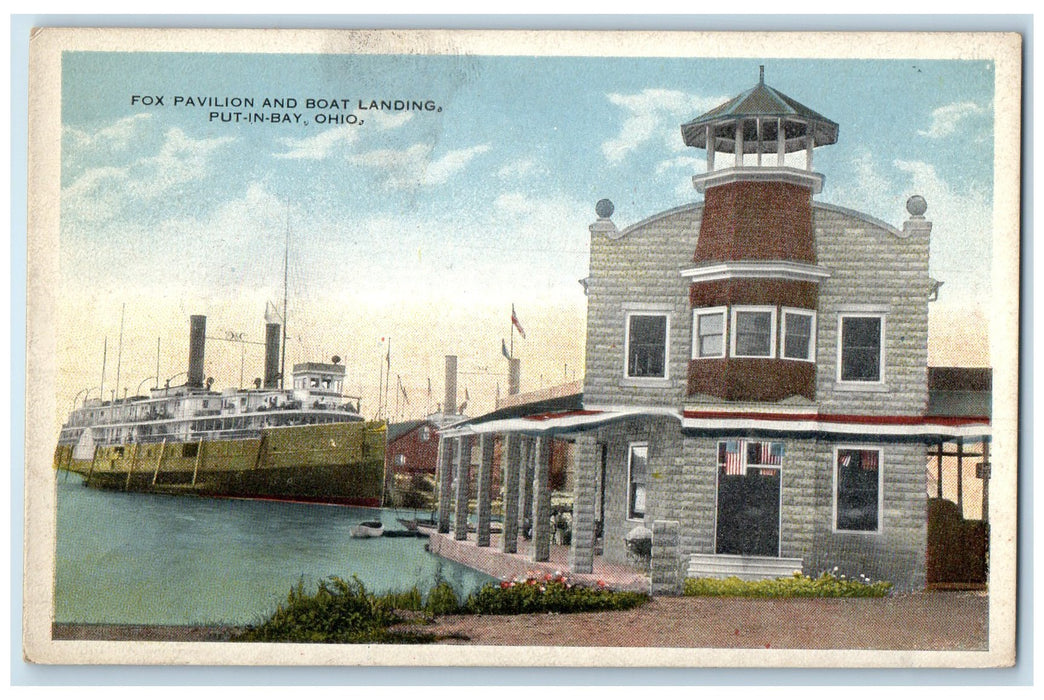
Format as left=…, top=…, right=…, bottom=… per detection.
left=280, top=205, right=289, bottom=391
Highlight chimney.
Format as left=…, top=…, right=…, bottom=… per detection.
left=264, top=322, right=280, bottom=389
left=187, top=315, right=206, bottom=388
left=444, top=355, right=457, bottom=416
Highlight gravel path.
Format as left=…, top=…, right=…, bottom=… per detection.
left=53, top=591, right=987, bottom=650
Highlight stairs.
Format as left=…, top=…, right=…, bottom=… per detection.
left=688, top=553, right=803, bottom=581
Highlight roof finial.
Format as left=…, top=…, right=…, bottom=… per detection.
left=759, top=65, right=765, bottom=84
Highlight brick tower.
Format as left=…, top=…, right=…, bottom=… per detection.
left=682, top=67, right=838, bottom=402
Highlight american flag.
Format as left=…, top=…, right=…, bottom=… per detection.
left=761, top=442, right=783, bottom=465
left=723, top=441, right=743, bottom=475
left=861, top=450, right=879, bottom=471
left=839, top=452, right=852, bottom=469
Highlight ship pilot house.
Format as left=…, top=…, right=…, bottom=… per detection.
left=436, top=70, right=990, bottom=592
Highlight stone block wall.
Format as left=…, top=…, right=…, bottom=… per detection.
left=583, top=205, right=702, bottom=409
left=814, top=205, right=931, bottom=416
left=808, top=439, right=928, bottom=591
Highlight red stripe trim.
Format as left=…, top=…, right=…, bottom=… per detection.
left=682, top=410, right=989, bottom=427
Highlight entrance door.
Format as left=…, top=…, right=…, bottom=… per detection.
left=715, top=440, right=782, bottom=557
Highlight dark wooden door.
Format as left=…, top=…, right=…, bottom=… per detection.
left=716, top=470, right=780, bottom=556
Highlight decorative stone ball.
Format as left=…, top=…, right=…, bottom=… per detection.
left=906, top=195, right=928, bottom=217
left=595, top=198, right=615, bottom=219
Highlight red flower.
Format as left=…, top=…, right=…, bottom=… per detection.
left=500, top=581, right=511, bottom=589
left=544, top=573, right=553, bottom=581
left=597, top=580, right=606, bottom=588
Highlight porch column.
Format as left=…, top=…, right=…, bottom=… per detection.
left=530, top=436, right=552, bottom=562
left=453, top=436, right=472, bottom=540
left=436, top=436, right=455, bottom=533
left=568, top=434, right=598, bottom=573
left=500, top=432, right=520, bottom=553
left=475, top=433, right=495, bottom=547
left=519, top=437, right=535, bottom=538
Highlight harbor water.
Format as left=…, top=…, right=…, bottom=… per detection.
left=54, top=477, right=493, bottom=625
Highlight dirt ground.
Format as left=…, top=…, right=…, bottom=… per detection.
left=53, top=591, right=987, bottom=650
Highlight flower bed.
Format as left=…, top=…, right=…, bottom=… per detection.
left=683, top=571, right=892, bottom=598
left=464, top=572, right=649, bottom=615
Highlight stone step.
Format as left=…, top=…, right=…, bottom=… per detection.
left=688, top=553, right=804, bottom=581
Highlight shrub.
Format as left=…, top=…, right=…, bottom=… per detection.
left=683, top=571, right=892, bottom=598
left=234, top=576, right=433, bottom=644
left=464, top=572, right=649, bottom=615
left=424, top=581, right=462, bottom=616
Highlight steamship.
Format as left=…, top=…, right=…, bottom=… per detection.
left=53, top=314, right=386, bottom=507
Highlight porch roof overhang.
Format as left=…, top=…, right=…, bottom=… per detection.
left=439, top=404, right=682, bottom=439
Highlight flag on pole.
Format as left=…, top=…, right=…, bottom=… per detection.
left=502, top=338, right=511, bottom=360
left=861, top=450, right=879, bottom=471
left=761, top=442, right=783, bottom=466
left=511, top=304, right=526, bottom=339
left=839, top=452, right=852, bottom=469
left=723, top=441, right=743, bottom=475
left=401, top=383, right=409, bottom=403
left=427, top=378, right=432, bottom=397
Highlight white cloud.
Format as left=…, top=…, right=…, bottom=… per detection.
left=368, top=111, right=414, bottom=130
left=602, top=89, right=728, bottom=164
left=349, top=142, right=491, bottom=190
left=917, top=101, right=986, bottom=139
left=62, top=126, right=233, bottom=224
left=63, top=113, right=153, bottom=158
left=497, top=158, right=539, bottom=180
left=275, top=125, right=362, bottom=160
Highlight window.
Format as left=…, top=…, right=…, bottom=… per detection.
left=718, top=440, right=784, bottom=476
left=839, top=314, right=884, bottom=383
left=781, top=308, right=816, bottom=362
left=692, top=307, right=727, bottom=359
left=731, top=306, right=777, bottom=358
left=420, top=426, right=431, bottom=442
left=394, top=453, right=406, bottom=467
left=627, top=443, right=648, bottom=520
left=626, top=314, right=668, bottom=379
left=834, top=447, right=882, bottom=532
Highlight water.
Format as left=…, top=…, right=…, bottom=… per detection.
left=54, top=478, right=493, bottom=625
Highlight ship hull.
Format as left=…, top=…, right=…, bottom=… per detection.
left=54, top=421, right=386, bottom=508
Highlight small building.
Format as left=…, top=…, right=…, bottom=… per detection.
left=436, top=70, right=990, bottom=592
left=385, top=419, right=441, bottom=508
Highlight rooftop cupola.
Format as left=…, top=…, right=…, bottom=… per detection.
left=681, top=66, right=838, bottom=194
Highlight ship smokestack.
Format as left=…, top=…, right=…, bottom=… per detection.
left=508, top=357, right=521, bottom=395
left=444, top=355, right=457, bottom=416
left=187, top=315, right=206, bottom=388
left=264, top=322, right=280, bottom=389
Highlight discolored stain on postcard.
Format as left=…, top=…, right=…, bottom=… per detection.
left=23, top=27, right=1020, bottom=667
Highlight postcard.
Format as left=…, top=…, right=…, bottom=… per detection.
left=23, top=27, right=1021, bottom=668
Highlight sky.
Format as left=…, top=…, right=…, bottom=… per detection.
left=56, top=50, right=998, bottom=429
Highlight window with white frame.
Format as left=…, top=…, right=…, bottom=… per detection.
left=692, top=307, right=727, bottom=359
left=420, top=426, right=431, bottom=442
left=626, top=314, right=668, bottom=379
left=781, top=308, right=816, bottom=361
left=731, top=306, right=777, bottom=358
left=394, top=453, right=406, bottom=467
left=838, top=314, right=884, bottom=383
left=834, top=447, right=882, bottom=532
left=627, top=443, right=648, bottom=520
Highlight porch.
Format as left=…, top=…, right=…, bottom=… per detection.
left=427, top=529, right=649, bottom=592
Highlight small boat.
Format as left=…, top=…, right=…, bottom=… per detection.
left=350, top=520, right=384, bottom=538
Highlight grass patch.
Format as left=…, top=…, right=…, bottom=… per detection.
left=683, top=572, right=892, bottom=598
left=233, top=577, right=437, bottom=644
left=234, top=572, right=649, bottom=643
